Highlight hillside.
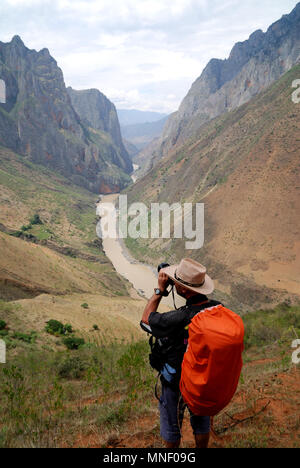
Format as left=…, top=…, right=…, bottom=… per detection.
left=0, top=147, right=149, bottom=345
left=125, top=64, right=300, bottom=311
left=0, top=36, right=132, bottom=193
left=0, top=301, right=299, bottom=448
left=142, top=3, right=300, bottom=170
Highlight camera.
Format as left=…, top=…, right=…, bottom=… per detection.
left=157, top=262, right=174, bottom=287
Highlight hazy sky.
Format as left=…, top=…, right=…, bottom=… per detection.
left=0, top=0, right=298, bottom=113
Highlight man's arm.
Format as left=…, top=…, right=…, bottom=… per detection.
left=141, top=294, right=162, bottom=325
left=141, top=271, right=169, bottom=325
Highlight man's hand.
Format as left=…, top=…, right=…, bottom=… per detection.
left=141, top=271, right=170, bottom=325
left=158, top=271, right=169, bottom=292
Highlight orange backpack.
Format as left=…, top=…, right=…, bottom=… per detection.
left=180, top=304, right=244, bottom=416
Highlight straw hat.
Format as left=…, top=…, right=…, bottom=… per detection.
left=162, top=258, right=214, bottom=295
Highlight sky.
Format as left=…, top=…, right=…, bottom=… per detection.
left=0, top=0, right=298, bottom=113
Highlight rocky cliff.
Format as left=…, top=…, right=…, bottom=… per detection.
left=145, top=3, right=300, bottom=166
left=0, top=36, right=132, bottom=193
left=67, top=87, right=132, bottom=174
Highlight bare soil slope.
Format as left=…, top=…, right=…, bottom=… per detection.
left=126, top=65, right=300, bottom=310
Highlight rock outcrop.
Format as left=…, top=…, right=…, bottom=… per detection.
left=67, top=87, right=132, bottom=174
left=0, top=36, right=132, bottom=193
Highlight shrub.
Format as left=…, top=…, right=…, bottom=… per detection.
left=45, top=320, right=65, bottom=335
left=93, top=324, right=99, bottom=331
left=81, top=303, right=89, bottom=309
left=11, top=230, right=22, bottom=238
left=64, top=324, right=73, bottom=334
left=62, top=336, right=85, bottom=350
left=0, top=320, right=6, bottom=330
left=12, top=331, right=37, bottom=344
left=243, top=304, right=300, bottom=350
left=45, top=320, right=73, bottom=336
left=30, top=214, right=42, bottom=225
left=57, top=355, right=87, bottom=379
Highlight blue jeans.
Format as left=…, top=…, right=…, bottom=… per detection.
left=159, top=382, right=210, bottom=443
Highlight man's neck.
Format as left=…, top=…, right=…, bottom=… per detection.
left=186, top=294, right=208, bottom=306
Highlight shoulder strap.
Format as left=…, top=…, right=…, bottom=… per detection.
left=186, top=300, right=222, bottom=322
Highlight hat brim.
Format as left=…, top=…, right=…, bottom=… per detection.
left=162, top=264, right=214, bottom=295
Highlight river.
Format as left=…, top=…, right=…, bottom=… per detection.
left=96, top=165, right=184, bottom=308
left=131, top=163, right=139, bottom=183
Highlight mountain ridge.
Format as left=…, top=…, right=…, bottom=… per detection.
left=0, top=36, right=132, bottom=193
left=142, top=3, right=300, bottom=169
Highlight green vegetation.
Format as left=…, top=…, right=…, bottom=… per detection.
left=0, top=302, right=38, bottom=350
left=0, top=302, right=298, bottom=448
left=0, top=338, right=153, bottom=448
left=0, top=148, right=98, bottom=252
left=81, top=303, right=89, bottom=309
left=45, top=320, right=73, bottom=337
left=29, top=213, right=43, bottom=225
left=0, top=148, right=129, bottom=299
left=11, top=214, right=56, bottom=242
left=45, top=320, right=85, bottom=350
left=11, top=331, right=37, bottom=344
left=243, top=303, right=300, bottom=350
left=62, top=336, right=85, bottom=350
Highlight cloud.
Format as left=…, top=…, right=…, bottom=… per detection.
left=0, top=0, right=298, bottom=112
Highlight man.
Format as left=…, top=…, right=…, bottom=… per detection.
left=141, top=258, right=217, bottom=449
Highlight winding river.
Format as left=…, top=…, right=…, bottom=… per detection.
left=96, top=166, right=184, bottom=308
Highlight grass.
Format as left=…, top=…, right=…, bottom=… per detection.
left=0, top=302, right=299, bottom=448
left=0, top=338, right=153, bottom=448
left=0, top=147, right=100, bottom=254
left=243, top=303, right=300, bottom=351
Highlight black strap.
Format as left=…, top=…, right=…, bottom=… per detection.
left=185, top=300, right=222, bottom=322
left=154, top=372, right=161, bottom=401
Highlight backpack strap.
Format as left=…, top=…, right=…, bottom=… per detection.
left=186, top=300, right=222, bottom=323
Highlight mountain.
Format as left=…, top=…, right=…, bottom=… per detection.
left=144, top=3, right=300, bottom=167
left=117, top=109, right=167, bottom=126
left=126, top=64, right=300, bottom=311
left=117, top=109, right=169, bottom=157
left=67, top=87, right=131, bottom=175
left=120, top=115, right=168, bottom=152
left=0, top=36, right=132, bottom=194
left=122, top=138, right=140, bottom=159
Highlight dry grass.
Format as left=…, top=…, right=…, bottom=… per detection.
left=0, top=232, right=128, bottom=299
